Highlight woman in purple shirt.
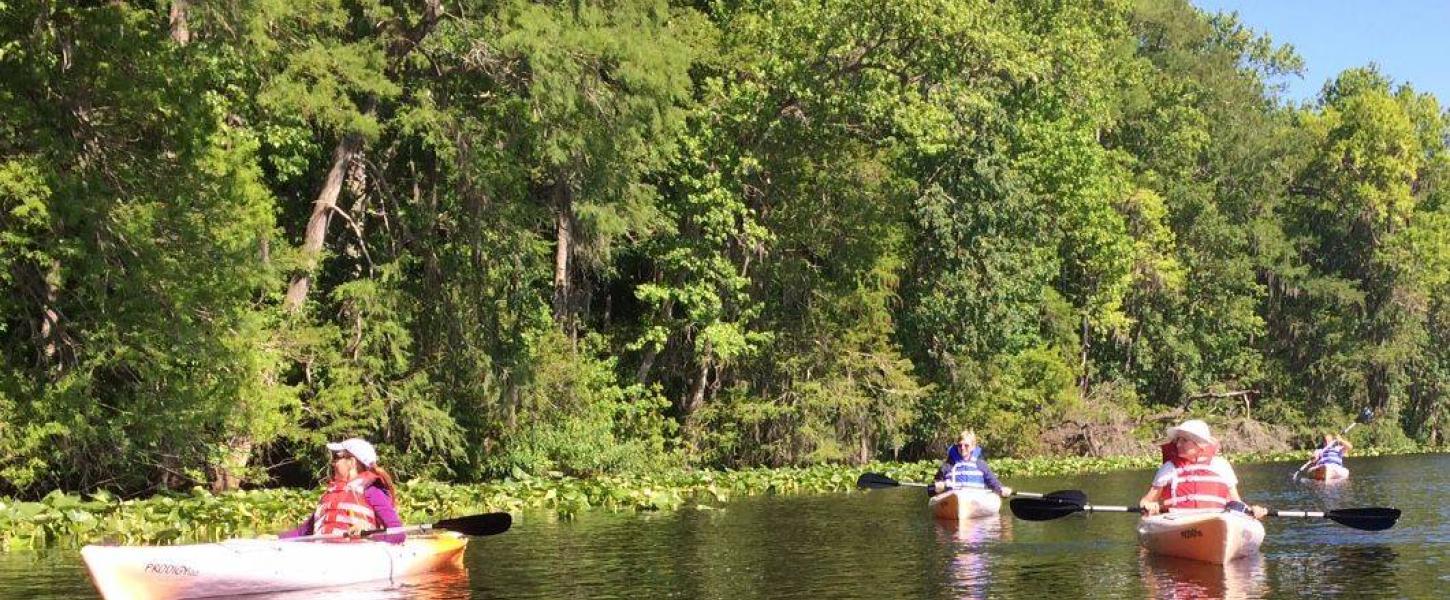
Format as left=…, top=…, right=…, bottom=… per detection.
left=279, top=438, right=406, bottom=544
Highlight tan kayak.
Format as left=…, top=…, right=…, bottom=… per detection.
left=928, top=488, right=1002, bottom=521
left=1137, top=511, right=1265, bottom=564
left=1306, top=463, right=1349, bottom=481
left=82, top=533, right=468, bottom=600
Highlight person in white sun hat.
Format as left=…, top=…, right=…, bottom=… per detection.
left=1137, top=419, right=1267, bottom=519
left=278, top=438, right=406, bottom=543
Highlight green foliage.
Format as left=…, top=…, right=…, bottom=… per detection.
left=0, top=0, right=1447, bottom=515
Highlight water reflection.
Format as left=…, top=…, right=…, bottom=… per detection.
left=1299, top=475, right=1352, bottom=502
left=257, top=564, right=471, bottom=600
left=937, top=516, right=1011, bottom=599
left=1141, top=552, right=1267, bottom=600
left=1311, top=545, right=1399, bottom=598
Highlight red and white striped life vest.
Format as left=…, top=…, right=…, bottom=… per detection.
left=313, top=473, right=380, bottom=535
left=1159, top=443, right=1232, bottom=511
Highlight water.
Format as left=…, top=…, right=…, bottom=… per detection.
left=4, top=453, right=1447, bottom=599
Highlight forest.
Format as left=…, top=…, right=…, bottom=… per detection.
left=1, top=0, right=1446, bottom=499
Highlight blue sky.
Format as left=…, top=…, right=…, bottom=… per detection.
left=1192, top=0, right=1450, bottom=105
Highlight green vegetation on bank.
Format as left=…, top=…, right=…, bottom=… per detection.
left=2, top=0, right=1448, bottom=502
left=4, top=446, right=1441, bottom=551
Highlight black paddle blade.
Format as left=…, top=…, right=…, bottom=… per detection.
left=1355, top=407, right=1376, bottom=424
left=1010, top=496, right=1087, bottom=521
left=856, top=472, right=902, bottom=489
left=1044, top=490, right=1088, bottom=505
left=1326, top=508, right=1400, bottom=531
left=435, top=512, right=512, bottom=536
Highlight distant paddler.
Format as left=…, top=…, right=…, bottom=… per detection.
left=1292, top=407, right=1372, bottom=481
left=927, top=429, right=1014, bottom=520
left=1301, top=432, right=1353, bottom=481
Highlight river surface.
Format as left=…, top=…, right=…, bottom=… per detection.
left=3, top=453, right=1447, bottom=599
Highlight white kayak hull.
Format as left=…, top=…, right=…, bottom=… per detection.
left=928, top=488, right=1002, bottom=521
left=1137, top=512, right=1265, bottom=564
left=81, top=533, right=468, bottom=600
left=1306, top=463, right=1349, bottom=481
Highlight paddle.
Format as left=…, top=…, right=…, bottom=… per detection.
left=856, top=472, right=930, bottom=490
left=286, top=512, right=513, bottom=542
left=1292, top=407, right=1375, bottom=480
left=1267, top=507, right=1402, bottom=531
left=1009, top=493, right=1401, bottom=531
left=854, top=472, right=1081, bottom=501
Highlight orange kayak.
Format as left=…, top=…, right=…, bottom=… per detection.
left=1137, top=512, right=1265, bottom=564
left=82, top=533, right=467, bottom=600
left=928, top=488, right=1002, bottom=521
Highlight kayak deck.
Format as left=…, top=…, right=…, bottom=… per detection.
left=82, top=533, right=467, bottom=600
left=1137, top=512, right=1265, bottom=564
left=928, top=488, right=1002, bottom=521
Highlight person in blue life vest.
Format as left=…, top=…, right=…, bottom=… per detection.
left=279, top=438, right=406, bottom=543
left=1310, top=432, right=1353, bottom=469
left=1137, top=419, right=1267, bottom=518
left=930, top=429, right=1013, bottom=497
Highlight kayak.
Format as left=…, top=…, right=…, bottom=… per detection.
left=81, top=533, right=468, bottom=600
left=1306, top=463, right=1349, bottom=481
left=1137, top=511, right=1265, bottom=564
left=928, top=488, right=1001, bottom=521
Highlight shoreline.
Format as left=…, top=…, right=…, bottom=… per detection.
left=3, top=445, right=1443, bottom=551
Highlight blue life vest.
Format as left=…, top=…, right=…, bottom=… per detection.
left=943, top=445, right=986, bottom=490
left=1315, top=443, right=1345, bottom=467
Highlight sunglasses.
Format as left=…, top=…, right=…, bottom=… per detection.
left=331, top=451, right=353, bottom=461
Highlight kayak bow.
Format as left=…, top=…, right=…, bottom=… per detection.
left=929, top=488, right=1002, bottom=521
left=1137, top=511, right=1265, bottom=564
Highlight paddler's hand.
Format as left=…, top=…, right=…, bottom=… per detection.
left=1139, top=501, right=1160, bottom=516
left=998, top=486, right=1014, bottom=497
left=1249, top=505, right=1268, bottom=520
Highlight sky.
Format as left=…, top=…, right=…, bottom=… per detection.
left=1192, top=0, right=1450, bottom=105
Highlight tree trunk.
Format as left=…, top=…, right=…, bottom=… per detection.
left=1078, top=314, right=1091, bottom=397
left=551, top=178, right=574, bottom=329
left=169, top=0, right=191, bottom=45
left=281, top=0, right=442, bottom=312
left=685, top=341, right=713, bottom=418
left=635, top=296, right=674, bottom=383
left=38, top=260, right=61, bottom=365
left=209, top=436, right=253, bottom=493
left=284, top=133, right=363, bottom=313
left=1368, top=362, right=1389, bottom=412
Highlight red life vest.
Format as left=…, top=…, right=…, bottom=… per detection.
left=313, top=472, right=381, bottom=535
left=1158, top=442, right=1232, bottom=511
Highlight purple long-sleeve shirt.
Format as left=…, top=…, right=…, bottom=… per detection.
left=279, top=486, right=405, bottom=544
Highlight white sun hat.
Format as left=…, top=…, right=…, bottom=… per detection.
left=1164, top=419, right=1217, bottom=445
left=325, top=438, right=378, bottom=468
